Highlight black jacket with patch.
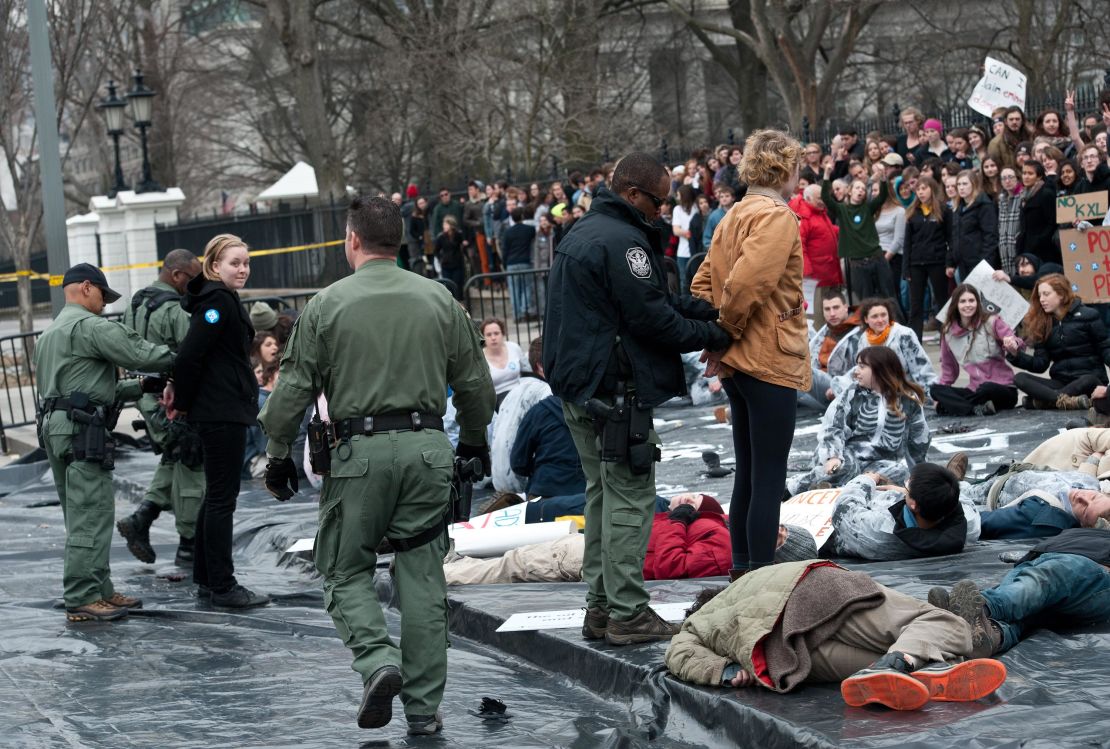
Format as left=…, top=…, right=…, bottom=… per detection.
left=1007, top=299, right=1110, bottom=385
left=175, top=275, right=259, bottom=425
left=543, top=188, right=729, bottom=408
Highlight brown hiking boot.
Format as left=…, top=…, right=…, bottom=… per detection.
left=605, top=606, right=679, bottom=646
left=1056, top=394, right=1093, bottom=410
left=105, top=592, right=143, bottom=609
left=948, top=580, right=1003, bottom=658
left=582, top=607, right=609, bottom=640
left=66, top=599, right=128, bottom=623
left=945, top=452, right=969, bottom=481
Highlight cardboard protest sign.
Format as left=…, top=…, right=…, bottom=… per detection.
left=967, top=57, right=1026, bottom=117
left=496, top=602, right=691, bottom=632
left=779, top=488, right=839, bottom=550
left=1062, top=227, right=1110, bottom=302
left=1057, top=191, right=1109, bottom=224
left=934, top=260, right=1030, bottom=330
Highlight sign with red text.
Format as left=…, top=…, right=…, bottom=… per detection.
left=1057, top=191, right=1109, bottom=224
left=968, top=57, right=1027, bottom=117
left=1062, top=227, right=1110, bottom=301
left=779, top=488, right=840, bottom=550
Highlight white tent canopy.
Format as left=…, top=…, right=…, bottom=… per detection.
left=257, top=161, right=320, bottom=201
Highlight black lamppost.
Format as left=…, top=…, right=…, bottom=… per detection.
left=96, top=79, right=129, bottom=197
left=125, top=69, right=162, bottom=193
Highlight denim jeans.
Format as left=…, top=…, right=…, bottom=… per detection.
left=982, top=553, right=1110, bottom=652
left=798, top=368, right=833, bottom=411
left=506, top=263, right=533, bottom=317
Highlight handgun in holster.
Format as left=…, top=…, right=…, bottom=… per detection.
left=67, top=391, right=117, bottom=471
left=307, top=411, right=331, bottom=476
left=451, top=456, right=484, bottom=523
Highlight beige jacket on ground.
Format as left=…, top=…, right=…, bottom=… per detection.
left=691, top=186, right=811, bottom=391
left=1023, top=428, right=1110, bottom=481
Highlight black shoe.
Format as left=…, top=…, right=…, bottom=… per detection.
left=948, top=580, right=1002, bottom=658
left=926, top=586, right=950, bottom=610
left=175, top=536, right=195, bottom=566
left=406, top=711, right=443, bottom=736
left=582, top=607, right=609, bottom=640
left=197, top=585, right=211, bottom=600
left=604, top=606, right=680, bottom=646
left=210, top=584, right=271, bottom=609
left=357, top=665, right=403, bottom=729
left=116, top=500, right=161, bottom=563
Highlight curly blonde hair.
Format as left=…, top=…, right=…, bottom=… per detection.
left=202, top=233, right=249, bottom=281
left=738, top=129, right=802, bottom=188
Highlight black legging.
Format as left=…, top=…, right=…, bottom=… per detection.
left=908, top=263, right=948, bottom=340
left=193, top=421, right=247, bottom=593
left=1013, top=372, right=1102, bottom=404
left=722, top=370, right=797, bottom=570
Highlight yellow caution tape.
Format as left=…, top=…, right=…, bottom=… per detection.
left=9, top=238, right=345, bottom=287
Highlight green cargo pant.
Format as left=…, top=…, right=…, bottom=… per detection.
left=42, top=411, right=115, bottom=608
left=315, top=429, right=453, bottom=718
left=563, top=401, right=658, bottom=621
left=138, top=394, right=204, bottom=538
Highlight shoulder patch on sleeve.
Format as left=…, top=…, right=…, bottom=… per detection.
left=625, top=247, right=652, bottom=278
left=203, top=308, right=221, bottom=324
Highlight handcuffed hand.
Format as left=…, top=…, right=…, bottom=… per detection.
left=141, top=376, right=167, bottom=394
left=264, top=456, right=299, bottom=501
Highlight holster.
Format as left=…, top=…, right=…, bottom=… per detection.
left=66, top=393, right=116, bottom=471
left=307, top=414, right=331, bottom=476
left=585, top=391, right=660, bottom=475
left=163, top=419, right=204, bottom=468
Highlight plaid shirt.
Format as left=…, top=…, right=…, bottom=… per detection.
left=998, top=190, right=1022, bottom=275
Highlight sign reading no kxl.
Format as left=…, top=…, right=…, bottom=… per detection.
left=1057, top=191, right=1109, bottom=224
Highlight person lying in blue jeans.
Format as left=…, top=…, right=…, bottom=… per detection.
left=961, top=465, right=1110, bottom=539
left=928, top=528, right=1110, bottom=655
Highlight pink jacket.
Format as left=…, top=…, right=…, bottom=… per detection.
left=939, top=315, right=1018, bottom=391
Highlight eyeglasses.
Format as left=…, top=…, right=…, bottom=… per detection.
left=631, top=185, right=665, bottom=209
left=806, top=149, right=821, bottom=155
left=1000, top=174, right=1017, bottom=180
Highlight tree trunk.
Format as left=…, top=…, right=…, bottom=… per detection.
left=557, top=0, right=601, bottom=167
left=726, top=0, right=769, bottom=135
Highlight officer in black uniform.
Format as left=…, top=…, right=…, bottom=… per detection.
left=543, top=151, right=731, bottom=645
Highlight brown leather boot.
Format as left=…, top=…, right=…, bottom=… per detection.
left=945, top=452, right=969, bottom=481
left=1056, top=394, right=1093, bottom=410
left=604, top=606, right=680, bottom=645
left=105, top=592, right=143, bottom=609
left=66, top=599, right=128, bottom=622
left=581, top=607, right=609, bottom=640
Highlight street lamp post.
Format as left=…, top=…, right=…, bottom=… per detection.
left=125, top=69, right=163, bottom=193
left=96, top=79, right=129, bottom=197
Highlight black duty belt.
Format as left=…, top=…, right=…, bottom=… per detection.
left=332, top=412, right=444, bottom=441
left=43, top=397, right=100, bottom=414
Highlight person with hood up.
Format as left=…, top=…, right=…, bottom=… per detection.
left=991, top=252, right=1064, bottom=300
left=789, top=184, right=841, bottom=329
left=946, top=171, right=999, bottom=279
left=168, top=233, right=269, bottom=609
left=665, top=560, right=1006, bottom=711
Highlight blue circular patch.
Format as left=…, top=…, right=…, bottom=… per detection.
left=853, top=215, right=861, bottom=224
left=203, top=308, right=220, bottom=324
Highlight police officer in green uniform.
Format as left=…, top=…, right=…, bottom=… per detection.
left=117, top=249, right=205, bottom=566
left=35, top=264, right=175, bottom=622
left=258, top=196, right=494, bottom=736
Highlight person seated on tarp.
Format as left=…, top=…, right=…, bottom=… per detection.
left=928, top=528, right=1110, bottom=658
left=490, top=337, right=552, bottom=495
left=444, top=495, right=818, bottom=585
left=509, top=392, right=585, bottom=499
left=960, top=464, right=1110, bottom=539
left=828, top=463, right=981, bottom=561
left=800, top=289, right=860, bottom=410
left=664, top=560, right=1006, bottom=711
left=991, top=252, right=1065, bottom=301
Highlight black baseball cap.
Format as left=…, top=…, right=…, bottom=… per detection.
left=62, top=263, right=121, bottom=303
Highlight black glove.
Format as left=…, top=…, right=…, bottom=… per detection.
left=141, top=376, right=167, bottom=394
left=707, top=321, right=732, bottom=352
left=668, top=503, right=698, bottom=525
left=456, top=441, right=491, bottom=479
left=264, top=456, right=299, bottom=501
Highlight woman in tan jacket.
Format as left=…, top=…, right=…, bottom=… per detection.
left=691, top=129, right=811, bottom=580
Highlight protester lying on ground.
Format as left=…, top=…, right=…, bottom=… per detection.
left=827, top=462, right=980, bottom=561
left=664, top=560, right=1006, bottom=711
left=444, top=495, right=817, bottom=585
left=800, top=289, right=858, bottom=410
left=827, top=298, right=937, bottom=397
left=1003, top=273, right=1110, bottom=410
left=490, top=337, right=550, bottom=494
left=991, top=252, right=1065, bottom=300
left=933, top=283, right=1019, bottom=417
left=789, top=347, right=929, bottom=495
left=510, top=389, right=585, bottom=499
left=960, top=465, right=1110, bottom=539
left=1023, top=427, right=1110, bottom=478
left=928, top=528, right=1110, bottom=658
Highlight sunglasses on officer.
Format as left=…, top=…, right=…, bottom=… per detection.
left=629, top=185, right=666, bottom=209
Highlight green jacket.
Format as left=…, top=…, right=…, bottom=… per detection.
left=663, top=560, right=817, bottom=689
left=821, top=180, right=888, bottom=259
left=122, top=279, right=190, bottom=350
left=259, top=259, right=495, bottom=458
left=34, top=303, right=175, bottom=410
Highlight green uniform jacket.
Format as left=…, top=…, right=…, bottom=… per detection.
left=259, top=259, right=495, bottom=458
left=34, top=304, right=175, bottom=431
left=122, top=280, right=190, bottom=351
left=821, top=180, right=888, bottom=260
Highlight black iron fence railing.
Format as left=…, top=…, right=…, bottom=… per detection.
left=462, top=268, right=548, bottom=348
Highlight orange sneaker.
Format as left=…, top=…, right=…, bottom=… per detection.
left=841, top=652, right=929, bottom=711
left=910, top=658, right=1007, bottom=702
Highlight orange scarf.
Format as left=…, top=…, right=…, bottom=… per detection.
left=866, top=324, right=892, bottom=347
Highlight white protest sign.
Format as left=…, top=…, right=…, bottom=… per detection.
left=449, top=496, right=531, bottom=532
left=286, top=537, right=315, bottom=553
left=779, top=489, right=839, bottom=550
left=934, top=260, right=1029, bottom=330
left=496, top=602, right=693, bottom=633
left=449, top=520, right=578, bottom=558
left=967, top=56, right=1026, bottom=117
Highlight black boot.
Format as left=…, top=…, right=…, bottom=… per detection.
left=174, top=535, right=195, bottom=566
left=116, top=500, right=161, bottom=563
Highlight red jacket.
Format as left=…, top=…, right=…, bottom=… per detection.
left=789, top=194, right=842, bottom=287
left=644, top=507, right=731, bottom=580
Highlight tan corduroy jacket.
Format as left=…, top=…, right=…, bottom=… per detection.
left=691, top=186, right=811, bottom=390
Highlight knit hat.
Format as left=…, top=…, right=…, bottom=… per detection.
left=774, top=525, right=819, bottom=563
left=698, top=495, right=724, bottom=514
left=923, top=118, right=943, bottom=132
left=406, top=184, right=419, bottom=199
left=250, top=302, right=278, bottom=331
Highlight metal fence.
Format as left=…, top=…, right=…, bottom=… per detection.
left=463, top=268, right=548, bottom=348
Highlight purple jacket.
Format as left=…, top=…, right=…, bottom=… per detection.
left=940, top=316, right=1017, bottom=391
